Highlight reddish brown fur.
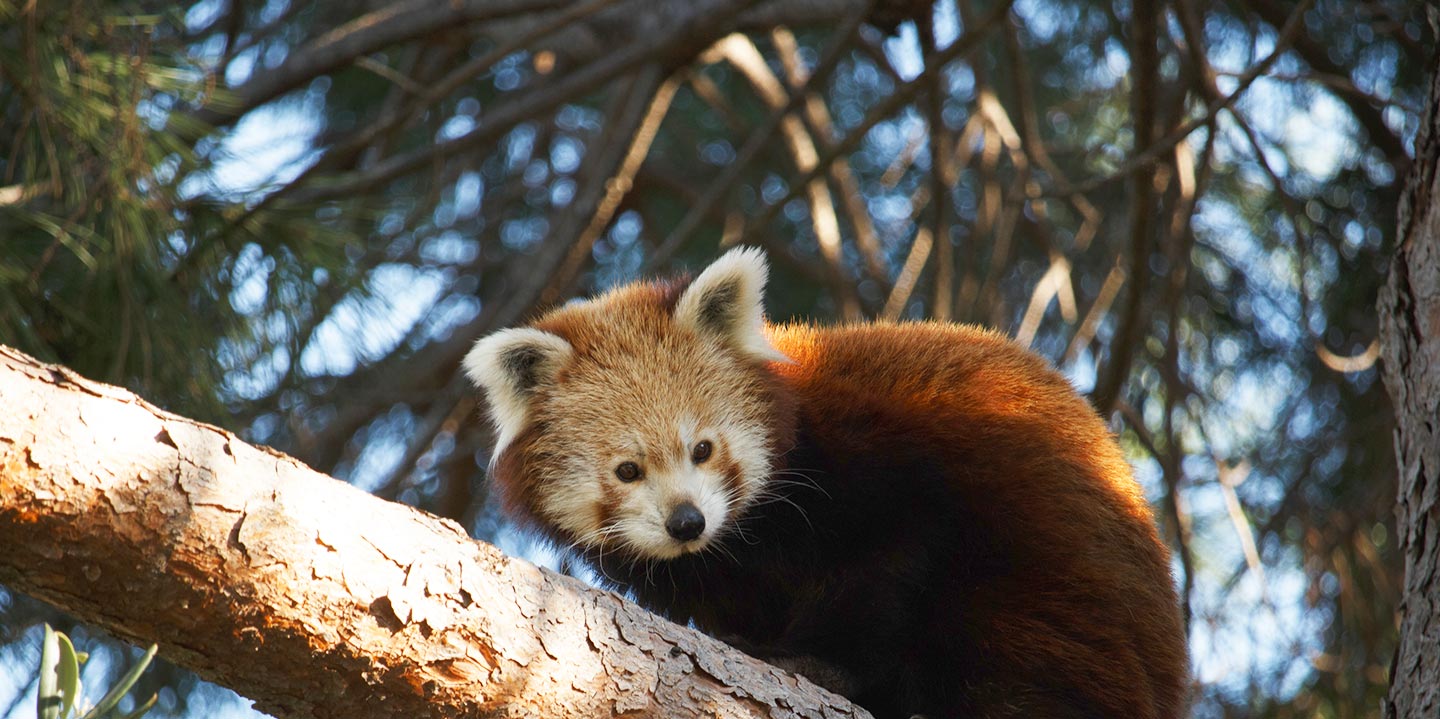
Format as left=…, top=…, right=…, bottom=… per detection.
left=763, top=322, right=1187, bottom=717
left=482, top=279, right=1186, bottom=718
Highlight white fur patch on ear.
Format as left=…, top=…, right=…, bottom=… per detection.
left=463, top=327, right=573, bottom=453
left=675, top=247, right=790, bottom=363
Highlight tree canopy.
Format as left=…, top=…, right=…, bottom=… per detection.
left=0, top=0, right=1426, bottom=716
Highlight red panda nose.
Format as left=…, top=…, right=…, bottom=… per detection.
left=665, top=502, right=706, bottom=542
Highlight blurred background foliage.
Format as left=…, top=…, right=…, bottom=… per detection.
left=0, top=0, right=1427, bottom=716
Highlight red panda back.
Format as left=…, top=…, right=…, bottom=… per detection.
left=767, top=321, right=1188, bottom=719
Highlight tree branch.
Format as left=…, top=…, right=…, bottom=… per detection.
left=189, top=0, right=570, bottom=128
left=1243, top=0, right=1410, bottom=176
left=1377, top=28, right=1440, bottom=719
left=648, top=6, right=868, bottom=268
left=289, top=0, right=765, bottom=204
left=1091, top=0, right=1161, bottom=416
left=0, top=345, right=868, bottom=719
left=735, top=0, right=1014, bottom=248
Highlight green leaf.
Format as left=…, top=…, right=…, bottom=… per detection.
left=79, top=644, right=157, bottom=719
left=56, top=632, right=81, bottom=718
left=38, top=625, right=62, bottom=719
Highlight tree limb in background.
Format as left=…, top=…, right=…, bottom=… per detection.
left=882, top=226, right=933, bottom=319
left=911, top=10, right=950, bottom=322
left=1091, top=0, right=1161, bottom=416
left=1054, top=0, right=1316, bottom=200
left=736, top=0, right=1014, bottom=247
left=652, top=7, right=868, bottom=268
left=771, top=25, right=892, bottom=302
left=1243, top=0, right=1409, bottom=176
left=540, top=64, right=677, bottom=305
left=189, top=0, right=572, bottom=128
left=0, top=346, right=867, bottom=719
left=292, top=0, right=767, bottom=204
left=717, top=34, right=860, bottom=318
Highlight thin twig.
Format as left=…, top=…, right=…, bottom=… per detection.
left=1013, top=254, right=1074, bottom=348
left=1216, top=459, right=1268, bottom=595
left=882, top=227, right=934, bottom=320
left=734, top=0, right=1015, bottom=249
left=188, top=0, right=569, bottom=128
left=1062, top=259, right=1126, bottom=365
left=1051, top=0, right=1317, bottom=200
left=293, top=0, right=766, bottom=204
left=649, top=5, right=869, bottom=269
left=542, top=66, right=678, bottom=304
left=719, top=33, right=859, bottom=318
left=1090, top=0, right=1161, bottom=416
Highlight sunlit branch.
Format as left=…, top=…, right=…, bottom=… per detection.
left=882, top=226, right=934, bottom=320
left=1217, top=459, right=1269, bottom=596
left=880, top=124, right=925, bottom=187
left=542, top=66, right=680, bottom=305
left=1013, top=254, right=1076, bottom=348
left=735, top=0, right=1015, bottom=248
left=717, top=34, right=860, bottom=318
left=1316, top=339, right=1381, bottom=373
left=968, top=86, right=1035, bottom=326
left=649, top=6, right=869, bottom=268
left=771, top=26, right=892, bottom=296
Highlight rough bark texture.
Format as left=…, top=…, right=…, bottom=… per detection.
left=1379, top=31, right=1440, bottom=719
left=0, top=346, right=866, bottom=719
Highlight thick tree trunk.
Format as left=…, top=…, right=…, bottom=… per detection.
left=1378, top=31, right=1440, bottom=719
left=0, top=346, right=866, bottom=719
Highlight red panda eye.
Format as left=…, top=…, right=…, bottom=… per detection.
left=692, top=441, right=712, bottom=464
left=615, top=462, right=642, bottom=482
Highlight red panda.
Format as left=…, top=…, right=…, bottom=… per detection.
left=464, top=247, right=1188, bottom=718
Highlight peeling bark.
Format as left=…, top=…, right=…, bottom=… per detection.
left=0, top=346, right=867, bottom=719
left=1378, top=33, right=1440, bottom=719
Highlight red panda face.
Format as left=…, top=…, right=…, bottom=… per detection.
left=465, top=248, right=789, bottom=561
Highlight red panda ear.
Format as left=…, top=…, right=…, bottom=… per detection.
left=674, top=247, right=790, bottom=363
left=463, top=328, right=573, bottom=452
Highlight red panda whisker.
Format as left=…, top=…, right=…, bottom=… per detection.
left=748, top=490, right=815, bottom=531
left=762, top=473, right=829, bottom=498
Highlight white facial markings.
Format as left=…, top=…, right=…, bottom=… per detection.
left=529, top=395, right=779, bottom=563
left=536, top=456, right=610, bottom=546
left=691, top=473, right=731, bottom=542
